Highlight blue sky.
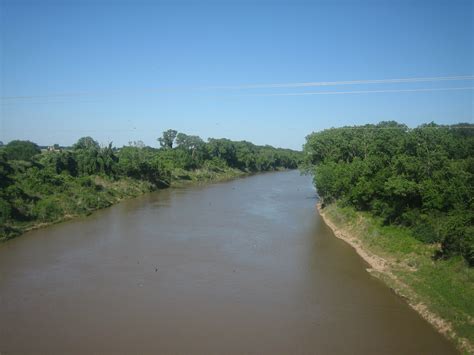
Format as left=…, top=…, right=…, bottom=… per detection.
left=1, top=0, right=472, bottom=150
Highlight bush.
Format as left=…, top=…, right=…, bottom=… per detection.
left=411, top=223, right=439, bottom=244
left=4, top=140, right=41, bottom=161
left=0, top=197, right=12, bottom=224
left=440, top=216, right=474, bottom=266
left=202, top=157, right=228, bottom=172
left=34, top=198, right=62, bottom=222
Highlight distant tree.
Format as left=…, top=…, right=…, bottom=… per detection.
left=207, top=138, right=237, bottom=166
left=73, top=136, right=100, bottom=151
left=129, top=140, right=146, bottom=148
left=0, top=151, right=13, bottom=188
left=40, top=151, right=78, bottom=176
left=73, top=138, right=118, bottom=177
left=175, top=133, right=204, bottom=151
left=118, top=146, right=147, bottom=178
left=158, top=129, right=178, bottom=149
left=3, top=140, right=41, bottom=161
left=175, top=133, right=207, bottom=166
left=97, top=142, right=118, bottom=176
left=117, top=146, right=170, bottom=186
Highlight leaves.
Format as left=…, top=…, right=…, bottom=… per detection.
left=0, top=132, right=302, bottom=241
left=304, top=122, right=474, bottom=264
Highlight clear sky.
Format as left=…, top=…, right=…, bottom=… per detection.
left=1, top=0, right=473, bottom=150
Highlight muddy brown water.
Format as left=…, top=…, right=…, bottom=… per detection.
left=0, top=171, right=457, bottom=354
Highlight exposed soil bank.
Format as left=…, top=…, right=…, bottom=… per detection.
left=317, top=203, right=473, bottom=354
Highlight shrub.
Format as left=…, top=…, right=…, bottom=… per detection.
left=4, top=140, right=41, bottom=161
left=34, top=198, right=62, bottom=222
left=0, top=197, right=12, bottom=224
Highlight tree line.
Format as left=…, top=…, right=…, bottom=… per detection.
left=0, top=130, right=301, bottom=239
left=303, top=121, right=473, bottom=266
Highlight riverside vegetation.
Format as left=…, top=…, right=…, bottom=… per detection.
left=0, top=130, right=301, bottom=240
left=1, top=122, right=472, bottom=350
left=303, top=121, right=473, bottom=352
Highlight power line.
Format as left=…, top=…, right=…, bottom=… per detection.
left=249, top=86, right=474, bottom=97
left=1, top=75, right=473, bottom=101
left=203, top=75, right=474, bottom=90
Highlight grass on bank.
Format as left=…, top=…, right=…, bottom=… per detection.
left=169, top=166, right=246, bottom=186
left=0, top=175, right=154, bottom=242
left=0, top=166, right=246, bottom=242
left=323, top=203, right=474, bottom=353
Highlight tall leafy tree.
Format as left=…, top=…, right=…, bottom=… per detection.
left=158, top=129, right=178, bottom=150
left=73, top=136, right=100, bottom=151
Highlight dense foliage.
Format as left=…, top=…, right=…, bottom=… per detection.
left=303, top=122, right=473, bottom=265
left=0, top=131, right=301, bottom=240
left=3, top=140, right=41, bottom=161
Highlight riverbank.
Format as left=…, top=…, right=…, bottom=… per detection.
left=318, top=203, right=473, bottom=354
left=0, top=167, right=247, bottom=242
left=169, top=166, right=247, bottom=187
left=2, top=170, right=455, bottom=354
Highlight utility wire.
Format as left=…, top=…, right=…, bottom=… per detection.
left=203, top=75, right=474, bottom=90
left=2, top=75, right=473, bottom=101
left=248, top=86, right=474, bottom=97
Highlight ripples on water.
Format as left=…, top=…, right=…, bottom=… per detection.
left=0, top=171, right=456, bottom=354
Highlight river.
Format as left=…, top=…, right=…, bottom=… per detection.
left=0, top=171, right=456, bottom=354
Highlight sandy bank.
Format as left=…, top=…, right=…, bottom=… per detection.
left=317, top=203, right=472, bottom=354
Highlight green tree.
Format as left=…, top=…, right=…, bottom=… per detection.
left=73, top=136, right=100, bottom=151
left=4, top=140, right=41, bottom=161
left=303, top=122, right=474, bottom=264
left=207, top=138, right=237, bottom=166
left=39, top=151, right=78, bottom=176
left=175, top=133, right=206, bottom=167
left=158, top=129, right=178, bottom=150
